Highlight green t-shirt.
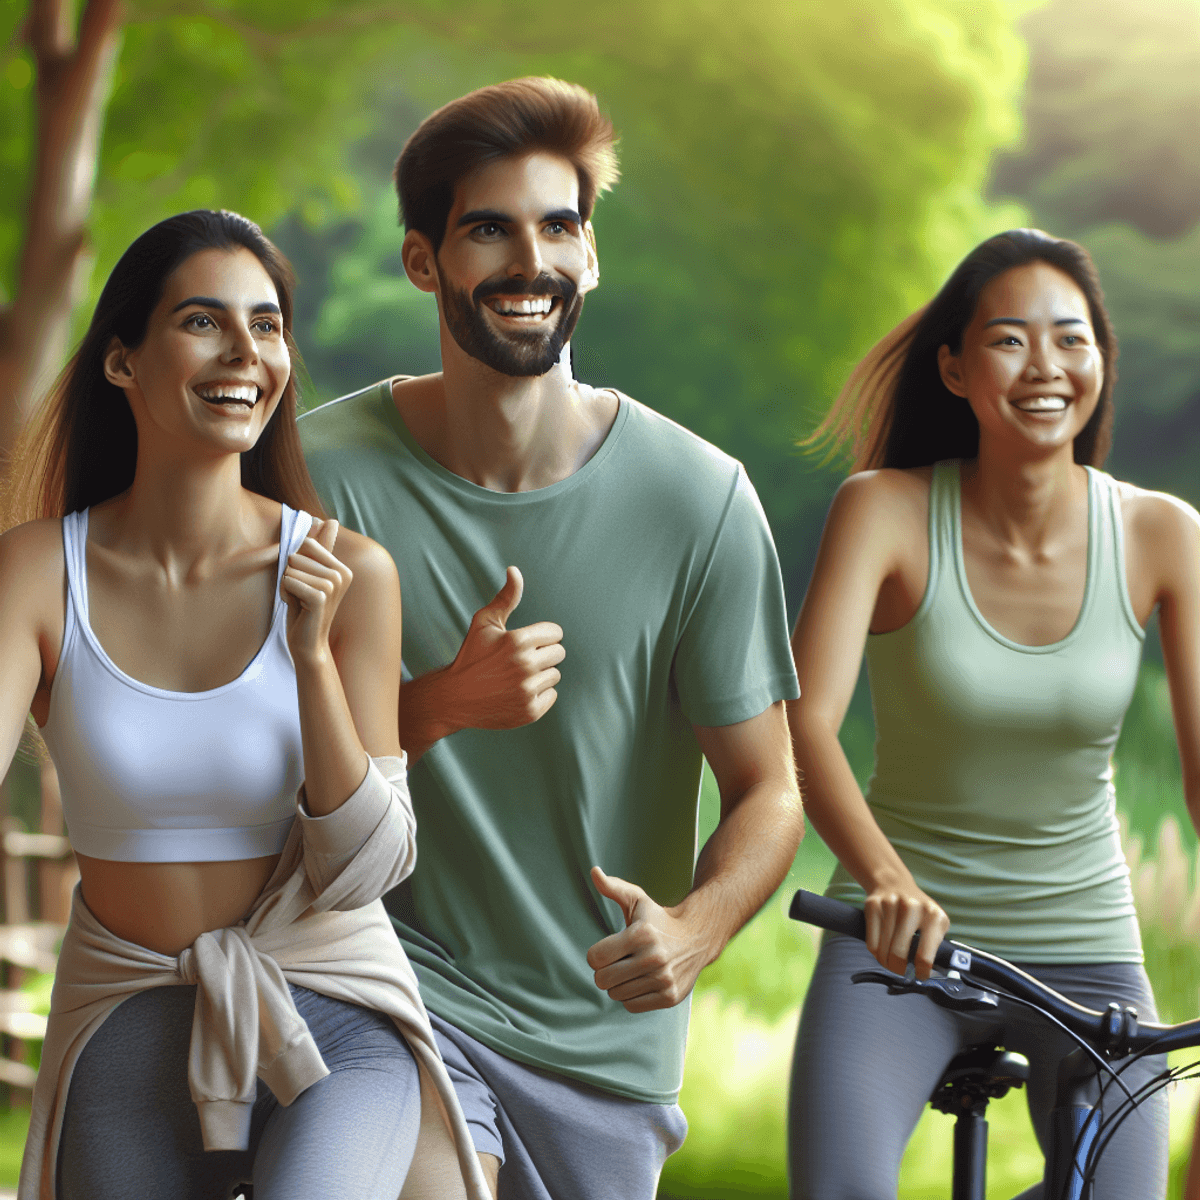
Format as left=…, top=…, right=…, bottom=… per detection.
left=299, top=380, right=798, bottom=1103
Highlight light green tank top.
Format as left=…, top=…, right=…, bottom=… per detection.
left=827, top=460, right=1145, bottom=962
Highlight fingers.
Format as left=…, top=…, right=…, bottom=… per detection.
left=509, top=621, right=565, bottom=653
left=476, top=566, right=524, bottom=631
left=312, top=517, right=339, bottom=553
left=864, top=889, right=949, bottom=979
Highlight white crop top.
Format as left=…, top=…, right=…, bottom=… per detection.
left=42, top=506, right=313, bottom=863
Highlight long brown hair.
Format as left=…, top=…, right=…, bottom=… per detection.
left=807, top=229, right=1118, bottom=472
left=6, top=209, right=326, bottom=524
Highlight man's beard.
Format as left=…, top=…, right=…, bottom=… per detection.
left=438, top=269, right=583, bottom=377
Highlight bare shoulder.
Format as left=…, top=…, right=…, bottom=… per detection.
left=829, top=466, right=932, bottom=531
left=1117, top=480, right=1200, bottom=552
left=0, top=518, right=65, bottom=583
left=330, top=526, right=400, bottom=595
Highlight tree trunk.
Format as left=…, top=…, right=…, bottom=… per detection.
left=0, top=0, right=123, bottom=469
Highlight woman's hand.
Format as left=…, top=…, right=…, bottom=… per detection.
left=863, top=876, right=949, bottom=980
left=281, top=518, right=353, bottom=666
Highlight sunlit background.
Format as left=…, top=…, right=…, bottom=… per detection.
left=2, top=1, right=1200, bottom=1194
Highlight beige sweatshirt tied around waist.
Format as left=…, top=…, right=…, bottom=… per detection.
left=20, top=755, right=491, bottom=1200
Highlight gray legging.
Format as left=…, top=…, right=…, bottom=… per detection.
left=57, top=982, right=421, bottom=1200
left=789, top=934, right=1168, bottom=1200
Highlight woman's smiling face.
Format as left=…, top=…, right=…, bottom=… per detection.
left=105, top=246, right=291, bottom=458
left=938, top=260, right=1104, bottom=459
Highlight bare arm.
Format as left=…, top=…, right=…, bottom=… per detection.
left=283, top=519, right=403, bottom=816
left=586, top=700, right=801, bottom=1012
left=0, top=522, right=63, bottom=781
left=789, top=470, right=948, bottom=977
left=396, top=566, right=564, bottom=762
left=1125, top=490, right=1200, bottom=831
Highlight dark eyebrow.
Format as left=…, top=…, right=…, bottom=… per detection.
left=458, top=209, right=512, bottom=228
left=172, top=295, right=226, bottom=313
left=982, top=315, right=1087, bottom=329
left=170, top=296, right=281, bottom=316
left=456, top=207, right=583, bottom=229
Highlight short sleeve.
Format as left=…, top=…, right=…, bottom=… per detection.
left=673, top=466, right=800, bottom=727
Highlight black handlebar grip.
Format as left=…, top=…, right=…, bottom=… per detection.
left=788, top=890, right=867, bottom=941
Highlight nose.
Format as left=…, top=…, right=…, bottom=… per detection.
left=1024, top=332, right=1063, bottom=381
left=221, top=319, right=259, bottom=365
left=505, top=229, right=543, bottom=281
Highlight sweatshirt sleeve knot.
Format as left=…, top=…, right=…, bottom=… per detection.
left=177, top=925, right=329, bottom=1151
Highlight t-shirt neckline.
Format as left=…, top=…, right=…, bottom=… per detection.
left=378, top=377, right=630, bottom=504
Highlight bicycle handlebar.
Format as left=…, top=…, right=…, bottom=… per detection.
left=789, top=889, right=1200, bottom=1057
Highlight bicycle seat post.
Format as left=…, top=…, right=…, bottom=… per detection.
left=930, top=1045, right=1030, bottom=1200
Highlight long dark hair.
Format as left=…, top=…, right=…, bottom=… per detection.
left=7, top=209, right=325, bottom=522
left=808, top=229, right=1118, bottom=471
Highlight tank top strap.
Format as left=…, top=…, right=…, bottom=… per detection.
left=275, top=506, right=315, bottom=593
left=60, top=509, right=91, bottom=623
left=922, top=460, right=960, bottom=611
left=1083, top=467, right=1144, bottom=641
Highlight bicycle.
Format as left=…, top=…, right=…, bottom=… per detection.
left=789, top=889, right=1200, bottom=1200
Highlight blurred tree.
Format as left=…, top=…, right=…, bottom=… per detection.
left=0, top=0, right=120, bottom=463
left=991, top=0, right=1200, bottom=514
left=992, top=0, right=1200, bottom=239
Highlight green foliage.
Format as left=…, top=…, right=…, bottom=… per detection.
left=993, top=0, right=1200, bottom=240
left=1, top=0, right=1031, bottom=599
left=992, top=0, right=1200, bottom=513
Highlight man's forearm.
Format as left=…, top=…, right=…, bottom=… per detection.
left=397, top=667, right=459, bottom=764
left=675, top=779, right=804, bottom=965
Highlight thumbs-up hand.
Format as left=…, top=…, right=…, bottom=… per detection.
left=443, top=566, right=565, bottom=729
left=585, top=866, right=712, bottom=1013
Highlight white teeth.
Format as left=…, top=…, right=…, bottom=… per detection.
left=1014, top=396, right=1067, bottom=412
left=196, top=384, right=259, bottom=404
left=491, top=297, right=553, bottom=315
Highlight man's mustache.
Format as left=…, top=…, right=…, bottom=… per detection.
left=472, top=274, right=576, bottom=306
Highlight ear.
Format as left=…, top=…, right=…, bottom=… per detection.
left=937, top=343, right=967, bottom=398
left=402, top=230, right=439, bottom=296
left=578, top=221, right=600, bottom=296
left=102, top=337, right=136, bottom=389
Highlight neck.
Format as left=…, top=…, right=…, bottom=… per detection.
left=114, top=442, right=258, bottom=563
left=964, top=439, right=1084, bottom=550
left=404, top=331, right=615, bottom=492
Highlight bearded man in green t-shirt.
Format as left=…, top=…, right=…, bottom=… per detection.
left=300, top=77, right=802, bottom=1200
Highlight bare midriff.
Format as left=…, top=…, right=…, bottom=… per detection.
left=76, top=853, right=281, bottom=956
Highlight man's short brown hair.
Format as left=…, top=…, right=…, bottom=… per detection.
left=395, top=77, right=619, bottom=251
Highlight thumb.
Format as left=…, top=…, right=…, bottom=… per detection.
left=477, top=566, right=523, bottom=630
left=591, top=865, right=642, bottom=927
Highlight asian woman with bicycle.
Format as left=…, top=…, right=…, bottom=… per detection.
left=787, top=229, right=1200, bottom=1199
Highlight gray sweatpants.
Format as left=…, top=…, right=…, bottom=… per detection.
left=430, top=1012, right=688, bottom=1200
left=57, top=983, right=421, bottom=1200
left=789, top=934, right=1168, bottom=1200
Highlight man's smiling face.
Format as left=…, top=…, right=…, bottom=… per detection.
left=432, top=151, right=597, bottom=377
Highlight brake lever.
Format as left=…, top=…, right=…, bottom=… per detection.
left=851, top=969, right=1000, bottom=1013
